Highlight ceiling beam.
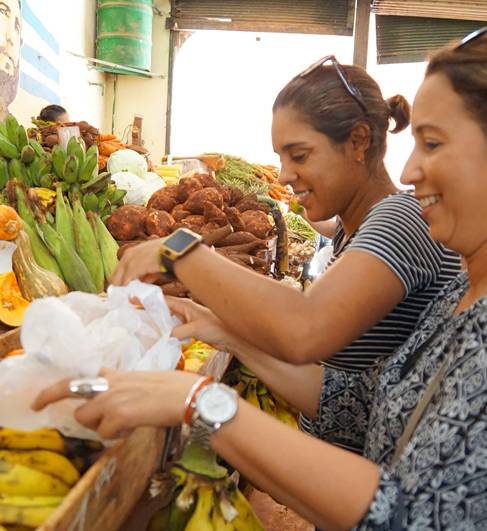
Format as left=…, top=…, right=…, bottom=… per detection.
left=353, top=0, right=371, bottom=68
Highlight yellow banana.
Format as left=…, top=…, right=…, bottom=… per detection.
left=230, top=488, right=264, bottom=531
left=275, top=404, right=299, bottom=429
left=30, top=187, right=56, bottom=208
left=211, top=503, right=234, bottom=530
left=0, top=450, right=79, bottom=486
left=184, top=486, right=214, bottom=531
left=0, top=428, right=64, bottom=453
left=0, top=495, right=63, bottom=527
left=0, top=524, right=6, bottom=531
left=259, top=393, right=278, bottom=417
left=244, top=380, right=261, bottom=409
left=0, top=460, right=69, bottom=496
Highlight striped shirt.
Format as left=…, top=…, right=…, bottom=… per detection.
left=300, top=192, right=461, bottom=453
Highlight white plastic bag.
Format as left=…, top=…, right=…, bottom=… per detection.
left=0, top=280, right=182, bottom=440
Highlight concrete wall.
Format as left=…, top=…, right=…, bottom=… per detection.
left=9, top=0, right=107, bottom=131
left=104, top=0, right=172, bottom=163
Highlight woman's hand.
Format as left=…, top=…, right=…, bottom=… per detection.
left=31, top=369, right=200, bottom=439
left=167, top=296, right=238, bottom=352
left=111, top=238, right=164, bottom=286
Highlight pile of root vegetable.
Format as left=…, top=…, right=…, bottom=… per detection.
left=108, top=172, right=277, bottom=297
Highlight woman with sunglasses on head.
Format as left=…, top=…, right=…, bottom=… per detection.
left=33, top=30, right=487, bottom=529
left=109, top=56, right=459, bottom=456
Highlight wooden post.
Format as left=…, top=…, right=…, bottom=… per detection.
left=353, top=0, right=371, bottom=69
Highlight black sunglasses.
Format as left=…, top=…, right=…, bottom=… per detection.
left=455, top=25, right=487, bottom=50
left=299, top=54, right=367, bottom=113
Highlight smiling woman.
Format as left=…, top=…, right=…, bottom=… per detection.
left=0, top=0, right=21, bottom=120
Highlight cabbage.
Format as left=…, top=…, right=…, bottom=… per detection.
left=107, top=149, right=148, bottom=178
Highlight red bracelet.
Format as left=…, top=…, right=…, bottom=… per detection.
left=183, top=376, right=214, bottom=425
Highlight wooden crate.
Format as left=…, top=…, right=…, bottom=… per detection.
left=0, top=328, right=232, bottom=531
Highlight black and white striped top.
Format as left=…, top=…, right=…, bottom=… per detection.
left=300, top=192, right=461, bottom=453
left=326, top=192, right=461, bottom=371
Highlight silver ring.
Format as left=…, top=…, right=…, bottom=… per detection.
left=69, top=377, right=109, bottom=399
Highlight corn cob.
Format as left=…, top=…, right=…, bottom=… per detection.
left=14, top=185, right=64, bottom=279
left=89, top=212, right=119, bottom=283
left=72, top=197, right=104, bottom=292
left=37, top=220, right=97, bottom=293
left=55, top=184, right=75, bottom=250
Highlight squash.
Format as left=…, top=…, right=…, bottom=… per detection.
left=0, top=272, right=29, bottom=327
left=0, top=205, right=22, bottom=241
left=12, top=230, right=68, bottom=301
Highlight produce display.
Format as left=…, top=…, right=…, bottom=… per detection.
left=148, top=442, right=263, bottom=530
left=179, top=339, right=217, bottom=373
left=0, top=427, right=102, bottom=528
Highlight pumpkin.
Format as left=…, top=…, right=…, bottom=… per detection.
left=12, top=230, right=68, bottom=301
left=0, top=205, right=22, bottom=241
left=0, top=272, right=29, bottom=327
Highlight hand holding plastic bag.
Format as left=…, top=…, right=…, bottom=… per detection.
left=0, top=280, right=182, bottom=440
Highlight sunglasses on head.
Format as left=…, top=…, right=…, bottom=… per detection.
left=455, top=25, right=487, bottom=50
left=298, top=54, right=367, bottom=113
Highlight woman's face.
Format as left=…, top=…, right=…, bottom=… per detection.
left=401, top=72, right=487, bottom=257
left=272, top=106, right=358, bottom=222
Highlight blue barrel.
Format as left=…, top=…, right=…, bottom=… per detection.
left=96, top=0, right=153, bottom=73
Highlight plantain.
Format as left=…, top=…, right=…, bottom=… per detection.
left=0, top=134, right=19, bottom=160
left=0, top=158, right=9, bottom=190
left=0, top=460, right=69, bottom=496
left=90, top=212, right=119, bottom=283
left=5, top=115, right=20, bottom=146
left=78, top=153, right=98, bottom=182
left=67, top=137, right=85, bottom=171
left=0, top=495, right=63, bottom=527
left=19, top=145, right=35, bottom=165
left=62, top=154, right=79, bottom=185
left=51, top=145, right=66, bottom=180
left=0, top=450, right=79, bottom=487
left=16, top=127, right=29, bottom=151
left=82, top=192, right=99, bottom=212
left=72, top=196, right=104, bottom=292
left=28, top=139, right=45, bottom=158
left=80, top=171, right=110, bottom=192
left=8, top=160, right=29, bottom=185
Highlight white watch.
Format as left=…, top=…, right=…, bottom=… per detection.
left=187, top=383, right=238, bottom=447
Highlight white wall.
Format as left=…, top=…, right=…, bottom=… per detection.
left=9, top=0, right=107, bottom=131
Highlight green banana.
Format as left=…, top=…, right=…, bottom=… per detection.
left=72, top=196, right=104, bottom=292
left=55, top=184, right=75, bottom=251
left=80, top=171, right=110, bottom=191
left=20, top=145, right=35, bottom=165
left=0, top=133, right=20, bottom=159
left=0, top=157, right=9, bottom=189
left=16, top=126, right=29, bottom=150
left=67, top=136, right=85, bottom=171
left=5, top=114, right=20, bottom=145
left=51, top=145, right=67, bottom=179
left=78, top=153, right=98, bottom=182
left=39, top=173, right=55, bottom=189
left=0, top=121, right=7, bottom=138
left=90, top=212, right=119, bottom=283
left=62, top=154, right=79, bottom=184
left=29, top=139, right=45, bottom=158
left=107, top=187, right=126, bottom=205
left=38, top=220, right=97, bottom=293
left=82, top=192, right=99, bottom=212
left=8, top=159, right=30, bottom=185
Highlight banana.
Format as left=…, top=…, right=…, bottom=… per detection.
left=0, top=460, right=69, bottom=496
left=62, top=154, right=79, bottom=185
left=0, top=158, right=8, bottom=190
left=166, top=502, right=191, bottom=531
left=0, top=121, right=7, bottom=138
left=72, top=196, right=105, bottom=292
left=244, top=380, right=261, bottom=409
left=0, top=428, right=64, bottom=453
left=259, top=392, right=277, bottom=417
left=0, top=450, right=79, bottom=487
left=80, top=171, right=110, bottom=192
left=230, top=488, right=264, bottom=531
left=211, top=503, right=234, bottom=530
left=51, top=145, right=67, bottom=180
left=0, top=495, right=63, bottom=527
left=78, top=153, right=98, bottom=183
left=8, top=160, right=29, bottom=185
left=30, top=187, right=56, bottom=209
left=184, top=486, right=214, bottom=531
left=275, top=404, right=299, bottom=428
left=82, top=192, right=99, bottom=212
left=39, top=173, right=55, bottom=189
left=146, top=504, right=170, bottom=531
left=0, top=135, right=19, bottom=160
left=19, top=145, right=35, bottom=165
left=28, top=139, right=45, bottom=158
left=67, top=137, right=85, bottom=171
left=16, top=127, right=29, bottom=151
left=90, top=212, right=119, bottom=282
left=5, top=115, right=20, bottom=146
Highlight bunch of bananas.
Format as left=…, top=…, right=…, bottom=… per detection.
left=149, top=441, right=263, bottom=531
left=0, top=114, right=126, bottom=219
left=224, top=364, right=299, bottom=429
left=0, top=427, right=102, bottom=529
left=10, top=182, right=119, bottom=293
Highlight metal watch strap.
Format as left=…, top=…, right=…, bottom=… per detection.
left=188, top=415, right=215, bottom=448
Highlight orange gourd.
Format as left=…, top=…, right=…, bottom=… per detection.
left=0, top=205, right=22, bottom=241
left=0, top=272, right=29, bottom=327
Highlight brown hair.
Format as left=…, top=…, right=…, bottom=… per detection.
left=426, top=34, right=487, bottom=136
left=273, top=64, right=410, bottom=169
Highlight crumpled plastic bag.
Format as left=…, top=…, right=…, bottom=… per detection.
left=0, top=280, right=182, bottom=440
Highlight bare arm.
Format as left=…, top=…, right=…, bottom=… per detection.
left=168, top=297, right=323, bottom=418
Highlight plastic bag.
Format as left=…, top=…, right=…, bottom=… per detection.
left=107, top=149, right=148, bottom=178
left=0, top=280, right=182, bottom=440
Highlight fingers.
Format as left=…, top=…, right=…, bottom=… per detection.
left=171, top=321, right=197, bottom=340
left=31, top=378, right=73, bottom=411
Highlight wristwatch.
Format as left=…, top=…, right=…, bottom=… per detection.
left=159, top=227, right=202, bottom=274
left=186, top=383, right=239, bottom=447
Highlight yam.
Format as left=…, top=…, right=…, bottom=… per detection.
left=145, top=209, right=175, bottom=237
left=183, top=188, right=223, bottom=214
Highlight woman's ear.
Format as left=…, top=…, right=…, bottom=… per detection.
left=349, top=123, right=371, bottom=164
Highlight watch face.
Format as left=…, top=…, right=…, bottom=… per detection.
left=196, top=384, right=238, bottom=425
left=165, top=229, right=199, bottom=253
